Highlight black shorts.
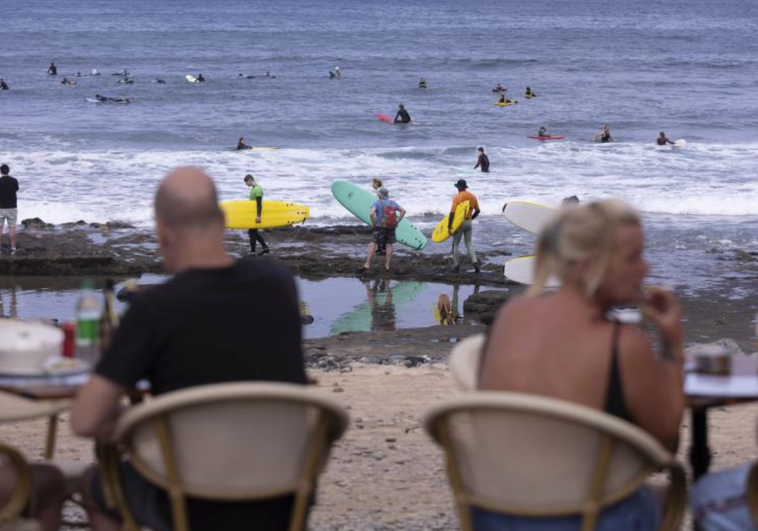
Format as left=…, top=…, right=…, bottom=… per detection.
left=373, top=227, right=396, bottom=247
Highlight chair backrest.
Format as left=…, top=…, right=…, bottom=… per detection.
left=0, top=442, right=37, bottom=530
left=423, top=393, right=673, bottom=518
left=448, top=334, right=485, bottom=391
left=113, top=382, right=349, bottom=501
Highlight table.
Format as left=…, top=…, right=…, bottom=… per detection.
left=685, top=354, right=758, bottom=479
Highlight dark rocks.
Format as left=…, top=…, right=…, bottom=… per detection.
left=22, top=218, right=54, bottom=229
left=60, top=220, right=88, bottom=229
left=463, top=289, right=513, bottom=324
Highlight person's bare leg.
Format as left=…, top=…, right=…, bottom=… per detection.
left=31, top=465, right=66, bottom=531
left=9, top=225, right=16, bottom=250
left=385, top=244, right=393, bottom=271
left=0, top=223, right=4, bottom=249
left=363, top=242, right=376, bottom=269
left=79, top=467, right=122, bottom=531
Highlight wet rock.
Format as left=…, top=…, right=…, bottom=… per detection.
left=61, top=220, right=88, bottom=229
left=22, top=217, right=54, bottom=229
left=403, top=355, right=429, bottom=368
left=463, top=290, right=513, bottom=324
left=106, top=220, right=136, bottom=230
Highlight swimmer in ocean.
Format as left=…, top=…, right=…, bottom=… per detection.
left=197, top=73, right=205, bottom=82
left=0, top=79, right=9, bottom=91
left=525, top=86, right=537, bottom=97
left=594, top=124, right=613, bottom=143
left=418, top=78, right=428, bottom=89
left=656, top=132, right=675, bottom=146
left=237, top=137, right=252, bottom=150
left=47, top=62, right=57, bottom=75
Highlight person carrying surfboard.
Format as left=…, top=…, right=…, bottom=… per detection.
left=448, top=179, right=481, bottom=273
left=656, top=132, right=675, bottom=146
left=360, top=187, right=405, bottom=273
left=474, top=147, right=490, bottom=173
left=371, top=179, right=387, bottom=255
left=394, top=103, right=411, bottom=124
left=243, top=174, right=270, bottom=255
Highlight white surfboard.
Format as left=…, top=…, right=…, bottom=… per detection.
left=502, top=200, right=557, bottom=235
left=672, top=139, right=687, bottom=148
left=504, top=256, right=560, bottom=288
left=186, top=75, right=198, bottom=83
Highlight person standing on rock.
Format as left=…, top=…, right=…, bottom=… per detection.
left=0, top=164, right=19, bottom=255
left=371, top=179, right=388, bottom=256
left=244, top=174, right=270, bottom=255
left=360, top=187, right=405, bottom=273
left=448, top=179, right=481, bottom=273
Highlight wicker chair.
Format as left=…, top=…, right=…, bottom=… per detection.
left=0, top=442, right=41, bottom=531
left=100, top=382, right=349, bottom=531
left=423, top=393, right=687, bottom=531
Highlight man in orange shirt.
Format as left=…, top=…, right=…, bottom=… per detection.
left=448, top=179, right=481, bottom=273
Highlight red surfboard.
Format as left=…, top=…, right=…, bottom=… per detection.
left=376, top=114, right=394, bottom=123
left=527, top=136, right=565, bottom=140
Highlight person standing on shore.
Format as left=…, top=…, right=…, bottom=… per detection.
left=474, top=147, right=490, bottom=173
left=244, top=174, right=270, bottom=255
left=371, top=179, right=387, bottom=256
left=360, top=187, right=405, bottom=273
left=0, top=164, right=19, bottom=255
left=448, top=179, right=481, bottom=273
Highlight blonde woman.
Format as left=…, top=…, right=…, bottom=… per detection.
left=477, top=200, right=684, bottom=530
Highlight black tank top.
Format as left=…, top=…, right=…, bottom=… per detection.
left=604, top=322, right=631, bottom=421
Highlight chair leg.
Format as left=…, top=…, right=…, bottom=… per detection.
left=745, top=461, right=758, bottom=528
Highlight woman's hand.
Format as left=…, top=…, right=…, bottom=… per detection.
left=643, top=287, right=684, bottom=361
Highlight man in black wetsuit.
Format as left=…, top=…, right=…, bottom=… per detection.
left=237, top=137, right=251, bottom=150
left=474, top=147, right=490, bottom=173
left=0, top=79, right=8, bottom=91
left=197, top=73, right=205, bottom=82
left=656, top=132, right=675, bottom=146
left=394, top=103, right=411, bottom=124
left=47, top=62, right=57, bottom=75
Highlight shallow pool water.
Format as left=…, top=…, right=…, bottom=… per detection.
left=0, top=275, right=501, bottom=339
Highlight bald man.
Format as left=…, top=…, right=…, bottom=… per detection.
left=71, top=168, right=307, bottom=531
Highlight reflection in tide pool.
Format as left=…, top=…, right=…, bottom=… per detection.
left=0, top=275, right=499, bottom=339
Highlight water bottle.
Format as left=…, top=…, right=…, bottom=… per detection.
left=76, top=279, right=102, bottom=365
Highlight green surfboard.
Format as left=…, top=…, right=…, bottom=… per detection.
left=331, top=180, right=428, bottom=250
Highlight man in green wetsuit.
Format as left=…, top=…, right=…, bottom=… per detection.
left=244, top=174, right=269, bottom=255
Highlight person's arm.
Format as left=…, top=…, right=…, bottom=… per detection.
left=370, top=206, right=377, bottom=226
left=471, top=207, right=481, bottom=220
left=447, top=200, right=457, bottom=231
left=255, top=196, right=263, bottom=223
left=71, top=375, right=127, bottom=438
left=397, top=206, right=406, bottom=222
left=621, top=288, right=685, bottom=451
left=394, top=112, right=401, bottom=123
left=474, top=155, right=481, bottom=169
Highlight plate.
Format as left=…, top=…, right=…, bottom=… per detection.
left=0, top=357, right=91, bottom=378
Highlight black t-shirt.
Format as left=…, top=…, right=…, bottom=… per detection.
left=96, top=258, right=307, bottom=531
left=0, top=176, right=19, bottom=209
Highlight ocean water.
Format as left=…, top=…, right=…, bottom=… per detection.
left=1, top=0, right=758, bottom=293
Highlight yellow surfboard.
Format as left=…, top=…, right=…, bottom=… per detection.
left=432, top=201, right=470, bottom=243
left=221, top=200, right=310, bottom=229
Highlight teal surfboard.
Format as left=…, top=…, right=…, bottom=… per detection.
left=331, top=180, right=428, bottom=250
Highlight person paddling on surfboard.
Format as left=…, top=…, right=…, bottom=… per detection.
left=525, top=86, right=537, bottom=98
left=236, top=137, right=252, bottom=150
left=594, top=124, right=614, bottom=143
left=243, top=174, right=270, bottom=255
left=394, top=103, right=411, bottom=124
left=656, top=132, right=675, bottom=146
left=418, top=78, right=428, bottom=89
left=538, top=126, right=548, bottom=137
left=474, top=147, right=490, bottom=173
left=493, top=83, right=506, bottom=93
left=449, top=179, right=481, bottom=274
left=360, top=187, right=405, bottom=273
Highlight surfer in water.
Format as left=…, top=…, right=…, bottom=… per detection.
left=394, top=103, right=411, bottom=124
left=47, top=62, right=57, bottom=75
left=474, top=147, right=490, bottom=173
left=656, top=132, right=675, bottom=146
left=525, top=86, right=537, bottom=97
left=418, top=78, right=428, bottom=89
left=594, top=124, right=614, bottom=143
left=538, top=126, right=548, bottom=137
left=197, top=73, right=205, bottom=82
left=244, top=174, right=270, bottom=255
left=237, top=137, right=252, bottom=150
left=493, top=83, right=506, bottom=93
left=0, top=79, right=8, bottom=91
left=95, top=94, right=130, bottom=103
left=60, top=77, right=76, bottom=85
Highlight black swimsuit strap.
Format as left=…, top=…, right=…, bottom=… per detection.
left=605, top=321, right=631, bottom=421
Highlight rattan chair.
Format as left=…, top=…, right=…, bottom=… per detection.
left=0, top=442, right=40, bottom=531
left=101, top=382, right=349, bottom=531
left=423, top=393, right=687, bottom=531
left=448, top=334, right=486, bottom=391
